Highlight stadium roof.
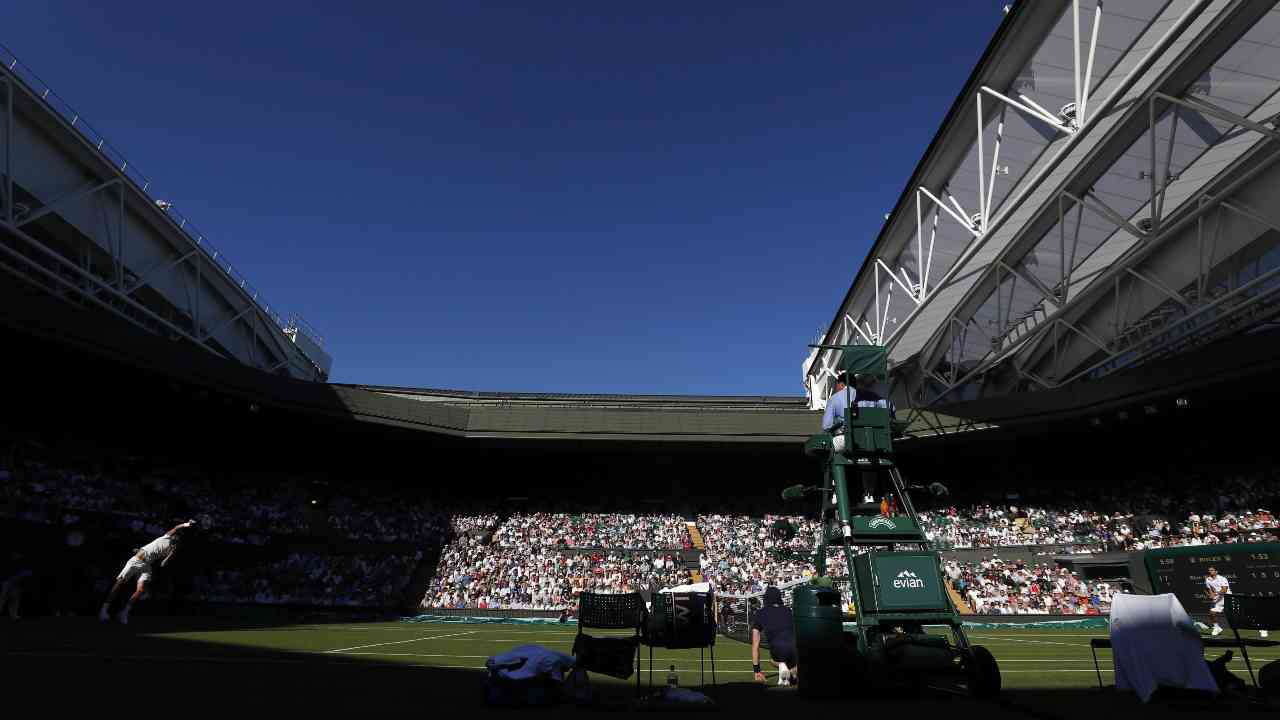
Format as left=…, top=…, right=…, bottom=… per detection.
left=0, top=280, right=818, bottom=443
left=807, top=1, right=1280, bottom=412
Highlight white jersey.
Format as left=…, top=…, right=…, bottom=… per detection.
left=137, top=535, right=174, bottom=565
left=1205, top=575, right=1230, bottom=598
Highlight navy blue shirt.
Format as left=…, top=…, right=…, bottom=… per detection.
left=751, top=605, right=795, bottom=650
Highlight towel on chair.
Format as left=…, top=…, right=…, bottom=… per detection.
left=484, top=644, right=576, bottom=706
left=1110, top=593, right=1217, bottom=702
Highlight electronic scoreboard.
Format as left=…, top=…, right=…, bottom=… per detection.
left=1144, top=543, right=1280, bottom=615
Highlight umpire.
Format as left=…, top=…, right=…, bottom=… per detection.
left=751, top=586, right=798, bottom=685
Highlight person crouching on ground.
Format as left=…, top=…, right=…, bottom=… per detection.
left=752, top=586, right=798, bottom=686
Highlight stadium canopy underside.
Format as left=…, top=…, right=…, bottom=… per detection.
left=0, top=279, right=820, bottom=445
left=806, top=0, right=1280, bottom=422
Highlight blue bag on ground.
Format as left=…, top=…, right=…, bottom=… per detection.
left=484, top=644, right=576, bottom=706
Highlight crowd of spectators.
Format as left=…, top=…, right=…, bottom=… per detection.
left=423, top=541, right=684, bottom=610
left=5, top=430, right=1280, bottom=616
left=918, top=504, right=1276, bottom=551
left=945, top=558, right=1118, bottom=615
left=422, top=511, right=691, bottom=610
left=191, top=552, right=420, bottom=607
left=0, top=455, right=476, bottom=546
left=491, top=513, right=688, bottom=550
left=695, top=514, right=848, bottom=596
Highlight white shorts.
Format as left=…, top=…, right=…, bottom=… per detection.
left=1211, top=599, right=1225, bottom=614
left=117, top=557, right=153, bottom=586
left=832, top=434, right=847, bottom=452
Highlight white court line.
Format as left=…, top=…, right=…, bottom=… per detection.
left=400, top=628, right=609, bottom=636
left=347, top=652, right=758, bottom=663
left=324, top=630, right=478, bottom=653
left=3, top=651, right=400, bottom=666
left=1001, top=669, right=1112, bottom=673
left=967, top=635, right=1091, bottom=649
left=961, top=633, right=1110, bottom=638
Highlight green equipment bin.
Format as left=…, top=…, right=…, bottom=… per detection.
left=792, top=583, right=844, bottom=697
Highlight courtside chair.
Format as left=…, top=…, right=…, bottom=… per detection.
left=644, top=591, right=717, bottom=691
left=573, top=591, right=645, bottom=694
left=1222, top=594, right=1280, bottom=687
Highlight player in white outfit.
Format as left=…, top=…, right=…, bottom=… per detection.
left=1202, top=566, right=1266, bottom=638
left=99, top=520, right=196, bottom=625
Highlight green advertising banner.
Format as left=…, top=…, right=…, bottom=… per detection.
left=872, top=552, right=946, bottom=612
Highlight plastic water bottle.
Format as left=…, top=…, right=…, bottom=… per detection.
left=666, top=665, right=679, bottom=689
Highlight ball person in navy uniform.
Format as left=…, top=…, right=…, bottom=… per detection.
left=751, top=586, right=798, bottom=685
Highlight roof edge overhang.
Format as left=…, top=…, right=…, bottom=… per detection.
left=808, top=0, right=1065, bottom=376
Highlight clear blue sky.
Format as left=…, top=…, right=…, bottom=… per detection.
left=7, top=2, right=1006, bottom=395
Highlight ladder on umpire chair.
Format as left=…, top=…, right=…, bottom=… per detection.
left=792, top=344, right=1000, bottom=699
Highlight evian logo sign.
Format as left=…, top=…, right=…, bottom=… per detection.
left=893, top=569, right=925, bottom=589
left=868, top=517, right=897, bottom=530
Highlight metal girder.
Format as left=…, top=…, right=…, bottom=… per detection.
left=125, top=248, right=197, bottom=297
left=1015, top=150, right=1280, bottom=391
left=892, top=3, right=1279, bottom=406
left=930, top=141, right=1280, bottom=404
left=1054, top=261, right=1280, bottom=386
left=0, top=46, right=326, bottom=381
left=998, top=259, right=1061, bottom=311
left=1068, top=190, right=1149, bottom=241
left=13, top=178, right=121, bottom=229
left=1164, top=92, right=1280, bottom=142
left=1124, top=267, right=1190, bottom=310
left=1009, top=96, right=1280, bottom=383
left=0, top=218, right=227, bottom=359
left=808, top=0, right=1220, bottom=410
left=198, top=302, right=255, bottom=344
left=881, top=0, right=1215, bottom=368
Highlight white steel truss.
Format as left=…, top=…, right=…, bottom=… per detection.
left=807, top=1, right=1280, bottom=416
left=0, top=46, right=330, bottom=381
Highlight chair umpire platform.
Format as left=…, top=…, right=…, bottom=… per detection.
left=792, top=344, right=1001, bottom=699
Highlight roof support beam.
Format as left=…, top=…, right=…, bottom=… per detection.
left=1079, top=0, right=1103, bottom=127
left=14, top=177, right=121, bottom=229
left=1159, top=92, right=1280, bottom=143
left=878, top=0, right=1211, bottom=361
left=918, top=138, right=1280, bottom=406
left=877, top=258, right=922, bottom=305
left=918, top=186, right=980, bottom=238
left=1065, top=190, right=1149, bottom=241
left=0, top=217, right=226, bottom=359
left=1054, top=261, right=1280, bottom=388
left=1124, top=267, right=1190, bottom=309
left=125, top=249, right=196, bottom=297
left=980, top=86, right=1072, bottom=135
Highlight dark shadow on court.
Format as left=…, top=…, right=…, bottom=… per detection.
left=6, top=619, right=1273, bottom=716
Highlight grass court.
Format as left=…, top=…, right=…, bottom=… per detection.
left=2, top=617, right=1274, bottom=716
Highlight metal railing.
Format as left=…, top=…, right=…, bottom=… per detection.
left=0, top=42, right=320, bottom=346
